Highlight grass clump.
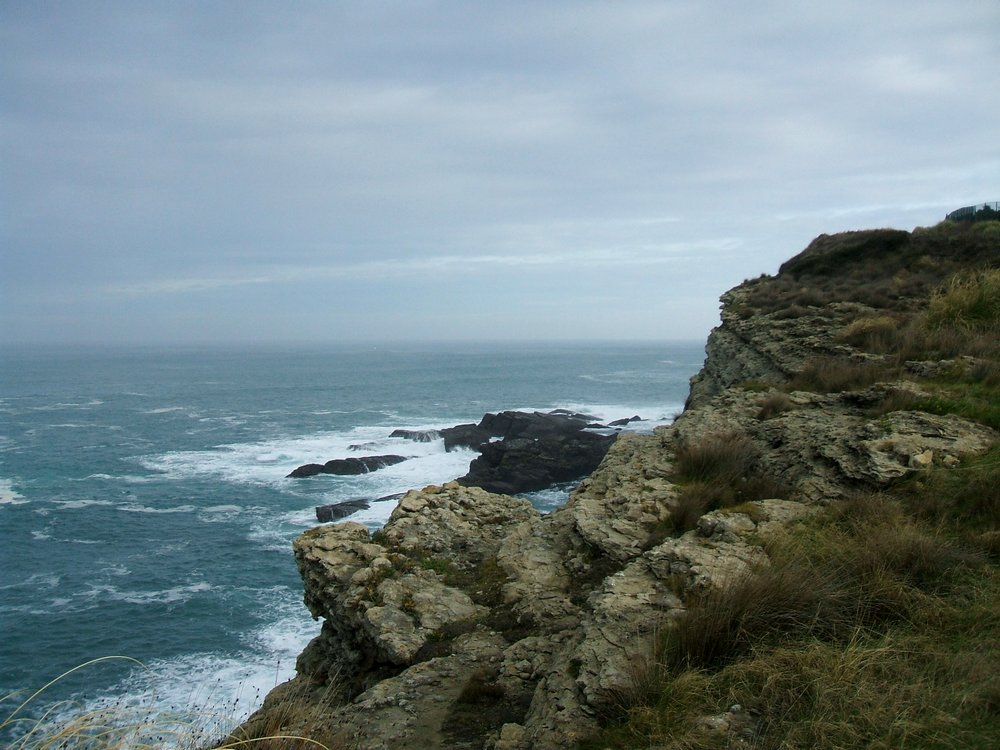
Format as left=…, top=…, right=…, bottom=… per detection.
left=905, top=382, right=1000, bottom=431
left=900, top=444, right=1000, bottom=554
left=756, top=391, right=794, bottom=420
left=673, top=432, right=758, bottom=485
left=787, top=356, right=891, bottom=393
left=927, top=268, right=1000, bottom=333
left=669, top=433, right=790, bottom=533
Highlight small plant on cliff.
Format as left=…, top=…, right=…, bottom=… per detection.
left=673, top=432, right=758, bottom=485
left=756, top=391, right=794, bottom=420
left=786, top=355, right=893, bottom=393
left=669, top=432, right=790, bottom=533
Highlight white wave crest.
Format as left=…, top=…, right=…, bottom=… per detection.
left=84, top=581, right=213, bottom=605
left=0, top=478, right=27, bottom=505
left=117, top=503, right=197, bottom=514
left=51, top=498, right=116, bottom=510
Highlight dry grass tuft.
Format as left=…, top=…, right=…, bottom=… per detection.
left=787, top=356, right=890, bottom=393
left=927, top=268, right=1000, bottom=333
left=673, top=433, right=758, bottom=485
left=756, top=391, right=794, bottom=420
left=669, top=433, right=791, bottom=533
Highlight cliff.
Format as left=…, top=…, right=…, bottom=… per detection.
left=230, top=220, right=1000, bottom=749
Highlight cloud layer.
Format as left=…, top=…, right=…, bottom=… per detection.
left=2, top=1, right=998, bottom=343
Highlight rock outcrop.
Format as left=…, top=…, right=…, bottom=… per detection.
left=455, top=411, right=616, bottom=494
left=288, top=455, right=409, bottom=478
left=241, top=225, right=999, bottom=749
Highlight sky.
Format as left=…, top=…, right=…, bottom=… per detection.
left=1, top=1, right=998, bottom=346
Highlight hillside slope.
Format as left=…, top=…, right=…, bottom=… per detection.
left=230, top=219, right=1000, bottom=750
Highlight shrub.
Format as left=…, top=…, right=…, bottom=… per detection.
left=670, top=433, right=791, bottom=533
left=836, top=315, right=902, bottom=350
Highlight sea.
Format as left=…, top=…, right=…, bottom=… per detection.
left=0, top=341, right=703, bottom=738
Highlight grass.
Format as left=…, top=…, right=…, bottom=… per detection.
left=669, top=432, right=791, bottom=533
left=673, top=433, right=759, bottom=485
left=786, top=356, right=892, bottom=393
left=737, top=221, right=1000, bottom=320
left=905, top=381, right=1000, bottom=431
left=756, top=391, right=794, bottom=420
left=927, top=268, right=1000, bottom=333
left=584, top=479, right=999, bottom=749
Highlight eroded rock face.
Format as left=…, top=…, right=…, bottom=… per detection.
left=567, top=431, right=677, bottom=562
left=686, top=293, right=873, bottom=409
left=270, top=390, right=995, bottom=748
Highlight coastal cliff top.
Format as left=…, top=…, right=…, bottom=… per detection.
left=229, top=218, right=999, bottom=750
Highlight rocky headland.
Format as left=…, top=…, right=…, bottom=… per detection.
left=232, top=220, right=1000, bottom=749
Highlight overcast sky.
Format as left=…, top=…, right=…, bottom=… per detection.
left=2, top=1, right=998, bottom=345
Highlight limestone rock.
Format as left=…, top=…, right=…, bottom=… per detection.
left=567, top=431, right=677, bottom=562
left=381, top=482, right=538, bottom=570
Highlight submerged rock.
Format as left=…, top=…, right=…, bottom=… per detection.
left=315, top=499, right=370, bottom=522
left=389, top=429, right=442, bottom=442
left=288, top=454, right=409, bottom=478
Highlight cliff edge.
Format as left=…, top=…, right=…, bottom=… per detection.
left=230, top=220, right=999, bottom=749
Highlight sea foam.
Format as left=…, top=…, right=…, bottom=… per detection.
left=0, top=478, right=27, bottom=505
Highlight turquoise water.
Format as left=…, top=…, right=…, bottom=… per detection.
left=0, top=341, right=702, bottom=732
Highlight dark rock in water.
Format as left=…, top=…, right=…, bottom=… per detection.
left=608, top=415, right=642, bottom=427
left=348, top=441, right=381, bottom=452
left=441, top=423, right=494, bottom=452
left=288, top=463, right=326, bottom=478
left=456, top=410, right=616, bottom=494
left=389, top=429, right=441, bottom=443
left=288, top=455, right=408, bottom=478
left=315, top=499, right=370, bottom=522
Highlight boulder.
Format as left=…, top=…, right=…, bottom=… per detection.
left=315, top=499, right=370, bottom=522
left=288, top=455, right=408, bottom=478
left=454, top=411, right=617, bottom=495
left=607, top=415, right=642, bottom=427
left=440, top=422, right=493, bottom=452
left=459, top=432, right=615, bottom=495
left=389, top=429, right=441, bottom=442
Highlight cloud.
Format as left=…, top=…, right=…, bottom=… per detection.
left=2, top=1, right=998, bottom=343
left=107, top=235, right=742, bottom=296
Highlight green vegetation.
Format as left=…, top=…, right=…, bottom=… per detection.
left=584, top=220, right=1000, bottom=749
left=926, top=268, right=1000, bottom=333
left=740, top=220, right=999, bottom=316
left=668, top=433, right=791, bottom=533
left=584, top=488, right=1000, bottom=749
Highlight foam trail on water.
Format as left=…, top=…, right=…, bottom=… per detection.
left=39, top=591, right=317, bottom=747
left=0, top=478, right=27, bottom=505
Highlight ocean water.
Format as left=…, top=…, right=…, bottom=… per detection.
left=0, top=341, right=703, bottom=735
